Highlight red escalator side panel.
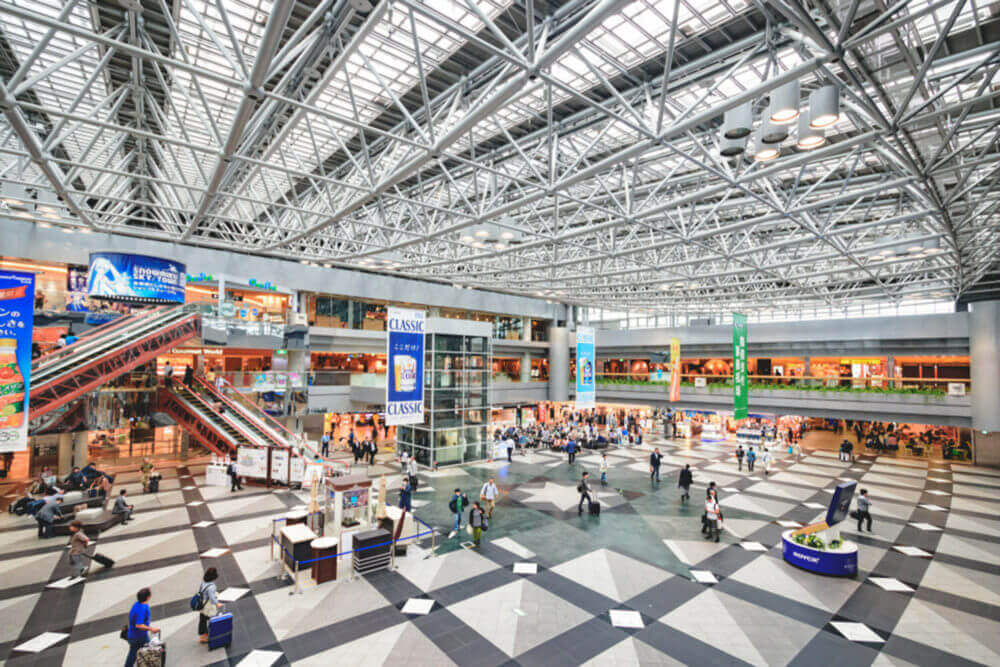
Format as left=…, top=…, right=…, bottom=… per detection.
left=194, top=376, right=287, bottom=449
left=29, top=315, right=200, bottom=419
left=157, top=388, right=231, bottom=458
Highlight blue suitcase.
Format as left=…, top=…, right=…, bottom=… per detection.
left=207, top=613, right=233, bottom=650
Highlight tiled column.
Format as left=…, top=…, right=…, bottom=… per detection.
left=548, top=326, right=569, bottom=402
left=970, top=300, right=1000, bottom=463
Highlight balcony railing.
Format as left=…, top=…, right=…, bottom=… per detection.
left=595, top=373, right=968, bottom=396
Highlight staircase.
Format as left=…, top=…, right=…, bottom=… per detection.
left=30, top=306, right=200, bottom=419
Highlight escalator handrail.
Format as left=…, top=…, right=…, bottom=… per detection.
left=194, top=376, right=290, bottom=450
left=171, top=382, right=274, bottom=448
left=32, top=307, right=194, bottom=387
left=166, top=387, right=243, bottom=449
left=213, top=376, right=301, bottom=443
left=32, top=306, right=162, bottom=369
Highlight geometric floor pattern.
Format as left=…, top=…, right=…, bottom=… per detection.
left=2, top=433, right=1000, bottom=665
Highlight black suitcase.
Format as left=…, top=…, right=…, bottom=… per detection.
left=148, top=477, right=159, bottom=493
left=588, top=500, right=600, bottom=515
left=90, top=553, right=115, bottom=569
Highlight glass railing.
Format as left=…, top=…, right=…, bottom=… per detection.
left=594, top=373, right=969, bottom=396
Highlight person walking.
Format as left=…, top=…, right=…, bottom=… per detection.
left=197, top=567, right=223, bottom=643
left=163, top=361, right=174, bottom=389
left=761, top=448, right=772, bottom=477
left=566, top=439, right=577, bottom=464
left=469, top=501, right=487, bottom=547
left=736, top=445, right=745, bottom=471
left=124, top=588, right=158, bottom=667
left=183, top=364, right=194, bottom=386
left=856, top=488, right=873, bottom=533
left=139, top=458, right=154, bottom=493
left=577, top=471, right=593, bottom=515
left=678, top=464, right=693, bottom=503
left=505, top=436, right=514, bottom=463
left=36, top=497, right=64, bottom=538
left=448, top=489, right=469, bottom=538
left=399, top=479, right=413, bottom=513
left=407, top=457, right=418, bottom=491
left=480, top=478, right=499, bottom=518
left=68, top=520, right=90, bottom=578
left=227, top=458, right=242, bottom=491
left=649, top=448, right=662, bottom=483
left=599, top=453, right=609, bottom=487
left=746, top=446, right=756, bottom=472
left=112, top=489, right=134, bottom=525
left=704, top=491, right=722, bottom=542
left=320, top=432, right=330, bottom=457
left=368, top=439, right=377, bottom=465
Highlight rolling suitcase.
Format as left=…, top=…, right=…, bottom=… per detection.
left=588, top=500, right=601, bottom=516
left=207, top=612, right=233, bottom=650
left=90, top=553, right=115, bottom=568
left=148, top=477, right=160, bottom=493
left=136, top=642, right=165, bottom=667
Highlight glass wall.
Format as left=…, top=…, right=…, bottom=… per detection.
left=396, top=332, right=491, bottom=467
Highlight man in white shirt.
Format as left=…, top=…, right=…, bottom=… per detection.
left=761, top=448, right=772, bottom=477
left=480, top=478, right=499, bottom=518
left=704, top=494, right=721, bottom=542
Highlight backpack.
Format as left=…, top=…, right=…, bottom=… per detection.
left=448, top=497, right=458, bottom=513
left=190, top=585, right=207, bottom=612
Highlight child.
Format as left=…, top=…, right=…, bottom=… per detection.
left=599, top=453, right=609, bottom=487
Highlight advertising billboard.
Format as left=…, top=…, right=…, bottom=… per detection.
left=87, top=252, right=186, bottom=303
left=385, top=307, right=425, bottom=426
left=0, top=270, right=35, bottom=452
left=575, top=326, right=596, bottom=409
left=669, top=337, right=681, bottom=402
left=732, top=312, right=748, bottom=419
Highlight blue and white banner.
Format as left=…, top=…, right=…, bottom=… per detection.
left=385, top=307, right=425, bottom=426
left=575, top=326, right=595, bottom=409
left=0, top=270, right=35, bottom=452
left=87, top=252, right=186, bottom=303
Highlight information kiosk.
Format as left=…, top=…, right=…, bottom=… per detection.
left=781, top=481, right=859, bottom=576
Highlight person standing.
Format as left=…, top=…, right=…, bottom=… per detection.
left=227, top=457, right=242, bottom=492
left=197, top=568, right=223, bottom=643
left=649, top=448, right=662, bottom=483
left=124, top=588, right=158, bottom=667
left=746, top=446, right=756, bottom=472
left=566, top=439, right=577, bottom=464
left=736, top=445, right=745, bottom=471
left=678, top=464, right=693, bottom=503
left=68, top=520, right=90, bottom=578
left=856, top=488, right=873, bottom=532
left=469, top=502, right=487, bottom=547
left=36, top=497, right=64, bottom=539
left=407, top=457, right=418, bottom=491
left=505, top=436, right=514, bottom=463
left=368, top=439, right=378, bottom=465
left=139, top=458, right=154, bottom=493
left=183, top=364, right=194, bottom=386
left=320, top=432, right=330, bottom=457
left=704, top=491, right=722, bottom=542
left=480, top=478, right=499, bottom=518
left=577, top=471, right=593, bottom=515
left=448, top=488, right=469, bottom=537
left=761, top=448, right=772, bottom=477
left=163, top=361, right=174, bottom=389
left=399, top=479, right=412, bottom=513
left=599, top=453, right=609, bottom=487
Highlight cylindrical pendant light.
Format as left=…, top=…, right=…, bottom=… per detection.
left=761, top=117, right=788, bottom=144
left=769, top=79, right=800, bottom=124
left=796, top=113, right=825, bottom=150
left=720, top=131, right=747, bottom=157
left=723, top=102, right=752, bottom=139
left=809, top=85, right=840, bottom=128
left=752, top=126, right=779, bottom=162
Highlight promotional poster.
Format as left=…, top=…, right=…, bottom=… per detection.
left=87, top=252, right=186, bottom=303
left=732, top=313, right=748, bottom=419
left=669, top=337, right=681, bottom=402
left=385, top=307, right=425, bottom=426
left=0, top=270, right=35, bottom=452
left=575, top=326, right=596, bottom=409
left=66, top=264, right=90, bottom=312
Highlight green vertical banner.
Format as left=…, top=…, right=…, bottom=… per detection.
left=732, top=313, right=748, bottom=419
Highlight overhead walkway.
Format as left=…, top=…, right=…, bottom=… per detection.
left=29, top=306, right=200, bottom=419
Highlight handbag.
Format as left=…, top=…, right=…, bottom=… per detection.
left=120, top=625, right=128, bottom=641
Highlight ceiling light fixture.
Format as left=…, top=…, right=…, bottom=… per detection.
left=752, top=126, right=779, bottom=161
left=769, top=79, right=800, bottom=124
left=796, top=114, right=825, bottom=150
left=809, top=85, right=840, bottom=129
left=720, top=132, right=747, bottom=157
left=723, top=102, right=752, bottom=139
left=761, top=117, right=788, bottom=144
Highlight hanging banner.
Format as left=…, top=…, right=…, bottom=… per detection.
left=732, top=313, right=748, bottom=419
left=669, top=337, right=681, bottom=402
left=575, top=326, right=596, bottom=409
left=0, top=270, right=34, bottom=453
left=385, top=307, right=425, bottom=426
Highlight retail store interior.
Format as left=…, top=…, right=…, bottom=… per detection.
left=2, top=0, right=1000, bottom=665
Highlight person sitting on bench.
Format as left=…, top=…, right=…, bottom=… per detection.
left=112, top=489, right=134, bottom=525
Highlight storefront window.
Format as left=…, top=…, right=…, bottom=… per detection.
left=352, top=300, right=387, bottom=331
left=494, top=316, right=523, bottom=340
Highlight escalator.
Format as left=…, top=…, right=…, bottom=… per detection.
left=194, top=376, right=295, bottom=450
left=29, top=305, right=200, bottom=419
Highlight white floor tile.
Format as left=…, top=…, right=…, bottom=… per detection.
left=802, top=502, right=826, bottom=509
left=182, top=486, right=197, bottom=490
left=869, top=577, right=914, bottom=592
left=218, top=587, right=250, bottom=602
left=192, top=520, right=216, bottom=528
left=200, top=547, right=231, bottom=558
left=777, top=520, right=802, bottom=528
left=925, top=490, right=951, bottom=496
left=919, top=504, right=948, bottom=512
left=186, top=501, right=205, bottom=507
left=46, top=576, right=85, bottom=589
left=690, top=570, right=718, bottom=584
left=740, top=541, right=768, bottom=551
left=513, top=563, right=537, bottom=575
left=908, top=522, right=941, bottom=531
left=236, top=649, right=283, bottom=667
left=13, top=632, right=69, bottom=653
left=893, top=545, right=933, bottom=557
left=831, top=621, right=883, bottom=643
left=609, top=609, right=644, bottom=628
left=927, top=477, right=950, bottom=483
left=401, top=598, right=435, bottom=615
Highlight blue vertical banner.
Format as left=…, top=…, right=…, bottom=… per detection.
left=0, top=270, right=35, bottom=452
left=385, top=307, right=425, bottom=426
left=575, top=326, right=596, bottom=409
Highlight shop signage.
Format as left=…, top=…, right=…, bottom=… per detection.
left=252, top=372, right=274, bottom=392
left=186, top=272, right=214, bottom=283
left=270, top=448, right=289, bottom=482
left=694, top=376, right=707, bottom=388
left=575, top=326, right=596, bottom=410
left=948, top=382, right=966, bottom=397
left=669, top=337, right=681, bottom=402
left=0, top=270, right=34, bottom=452
left=248, top=278, right=278, bottom=292
left=385, top=307, right=425, bottom=426
left=87, top=252, right=186, bottom=303
left=732, top=313, right=748, bottom=419
left=219, top=301, right=237, bottom=318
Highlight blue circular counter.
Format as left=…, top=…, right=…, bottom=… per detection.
left=781, top=530, right=858, bottom=577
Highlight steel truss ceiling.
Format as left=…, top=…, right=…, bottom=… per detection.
left=0, top=0, right=998, bottom=313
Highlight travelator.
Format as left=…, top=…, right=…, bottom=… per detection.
left=29, top=305, right=200, bottom=419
